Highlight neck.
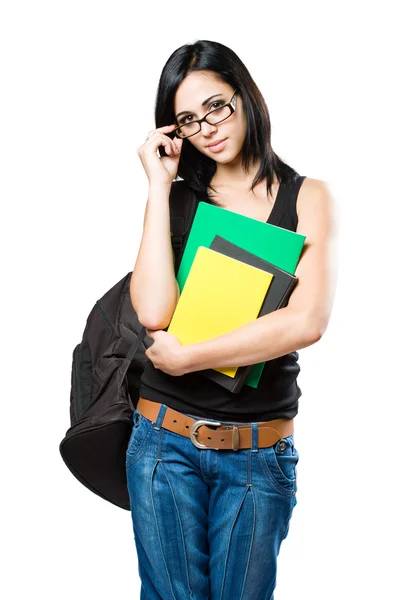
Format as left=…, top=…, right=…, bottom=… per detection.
left=211, top=156, right=261, bottom=188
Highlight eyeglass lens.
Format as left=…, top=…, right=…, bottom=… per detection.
left=175, top=105, right=232, bottom=139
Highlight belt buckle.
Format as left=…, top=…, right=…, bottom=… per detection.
left=190, top=419, right=222, bottom=450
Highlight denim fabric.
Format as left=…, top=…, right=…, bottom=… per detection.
left=126, top=404, right=299, bottom=600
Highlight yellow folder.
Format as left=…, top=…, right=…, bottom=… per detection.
left=167, top=246, right=273, bottom=377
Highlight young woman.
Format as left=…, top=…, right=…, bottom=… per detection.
left=128, top=40, right=339, bottom=599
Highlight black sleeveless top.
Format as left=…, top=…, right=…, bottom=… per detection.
left=139, top=174, right=307, bottom=422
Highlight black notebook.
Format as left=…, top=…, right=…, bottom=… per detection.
left=197, top=235, right=299, bottom=394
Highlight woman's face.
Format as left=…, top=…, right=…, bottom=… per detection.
left=173, top=71, right=246, bottom=163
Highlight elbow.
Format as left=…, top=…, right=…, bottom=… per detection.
left=134, top=307, right=173, bottom=331
left=139, top=314, right=173, bottom=331
left=302, top=316, right=324, bottom=344
left=310, top=328, right=323, bottom=344
left=134, top=288, right=180, bottom=331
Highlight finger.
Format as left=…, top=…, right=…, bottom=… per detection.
left=156, top=124, right=177, bottom=132
left=147, top=124, right=176, bottom=139
left=167, top=132, right=183, bottom=155
left=144, top=125, right=175, bottom=144
left=173, top=136, right=184, bottom=153
left=144, top=131, right=177, bottom=156
left=154, top=125, right=181, bottom=155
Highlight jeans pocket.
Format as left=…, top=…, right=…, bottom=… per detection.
left=125, top=409, right=152, bottom=468
left=259, top=434, right=299, bottom=496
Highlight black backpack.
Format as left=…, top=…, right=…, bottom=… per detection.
left=59, top=180, right=197, bottom=511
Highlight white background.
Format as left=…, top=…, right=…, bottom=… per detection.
left=1, top=1, right=414, bottom=598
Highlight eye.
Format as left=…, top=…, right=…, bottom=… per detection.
left=179, top=115, right=194, bottom=124
left=179, top=101, right=225, bottom=124
left=208, top=100, right=224, bottom=111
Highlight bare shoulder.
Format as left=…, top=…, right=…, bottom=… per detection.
left=296, top=177, right=341, bottom=236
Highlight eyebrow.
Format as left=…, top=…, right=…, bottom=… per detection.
left=175, top=93, right=224, bottom=120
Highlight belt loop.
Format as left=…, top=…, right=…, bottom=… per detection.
left=154, top=403, right=168, bottom=430
left=133, top=409, right=140, bottom=426
left=251, top=422, right=259, bottom=453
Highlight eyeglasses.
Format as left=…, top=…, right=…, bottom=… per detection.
left=173, top=90, right=238, bottom=139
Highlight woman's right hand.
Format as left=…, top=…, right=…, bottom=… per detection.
left=137, top=124, right=184, bottom=187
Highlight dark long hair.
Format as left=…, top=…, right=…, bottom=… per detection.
left=154, top=40, right=298, bottom=205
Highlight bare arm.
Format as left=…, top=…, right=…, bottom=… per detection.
left=130, top=182, right=179, bottom=330
left=181, top=178, right=340, bottom=373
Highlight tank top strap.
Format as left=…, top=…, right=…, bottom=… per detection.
left=268, top=174, right=307, bottom=231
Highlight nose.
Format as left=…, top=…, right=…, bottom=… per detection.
left=200, top=120, right=218, bottom=136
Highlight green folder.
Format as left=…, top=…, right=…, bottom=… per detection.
left=176, top=201, right=306, bottom=389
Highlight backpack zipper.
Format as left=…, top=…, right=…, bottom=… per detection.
left=73, top=343, right=84, bottom=421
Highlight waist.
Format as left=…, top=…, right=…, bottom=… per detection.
left=137, top=397, right=295, bottom=451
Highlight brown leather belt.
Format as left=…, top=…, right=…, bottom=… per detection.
left=137, top=397, right=294, bottom=451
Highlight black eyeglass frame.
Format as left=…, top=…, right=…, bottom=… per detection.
left=173, top=89, right=238, bottom=139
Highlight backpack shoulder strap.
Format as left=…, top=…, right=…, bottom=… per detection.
left=169, top=179, right=197, bottom=273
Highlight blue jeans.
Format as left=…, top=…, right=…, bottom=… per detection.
left=126, top=404, right=299, bottom=600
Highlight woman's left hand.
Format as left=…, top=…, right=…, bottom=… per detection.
left=144, top=329, right=189, bottom=376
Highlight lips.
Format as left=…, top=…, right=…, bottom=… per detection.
left=207, top=138, right=227, bottom=148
